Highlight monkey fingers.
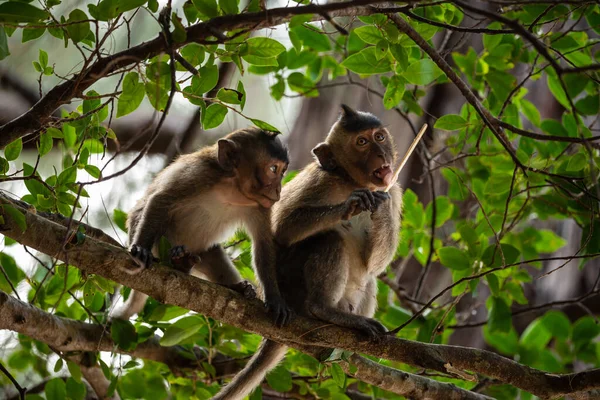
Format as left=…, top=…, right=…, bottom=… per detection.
left=225, top=280, right=257, bottom=300
left=169, top=245, right=200, bottom=273
left=129, top=244, right=153, bottom=269
left=371, top=191, right=391, bottom=212
left=265, top=297, right=294, bottom=327
left=356, top=317, right=388, bottom=340
left=344, top=189, right=376, bottom=218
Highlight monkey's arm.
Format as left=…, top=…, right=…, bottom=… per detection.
left=248, top=212, right=292, bottom=326
left=275, top=189, right=388, bottom=246
left=365, top=185, right=402, bottom=275
left=274, top=203, right=348, bottom=246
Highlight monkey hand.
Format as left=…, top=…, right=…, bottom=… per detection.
left=370, top=191, right=390, bottom=213
left=265, top=294, right=293, bottom=327
left=129, top=244, right=154, bottom=270
left=342, top=189, right=390, bottom=220
left=170, top=245, right=201, bottom=273
left=356, top=317, right=388, bottom=339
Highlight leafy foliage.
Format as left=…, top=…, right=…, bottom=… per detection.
left=0, top=1, right=599, bottom=400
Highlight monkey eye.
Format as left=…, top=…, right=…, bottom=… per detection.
left=357, top=137, right=368, bottom=146
left=270, top=165, right=277, bottom=173
left=375, top=133, right=385, bottom=142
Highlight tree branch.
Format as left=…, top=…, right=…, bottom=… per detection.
left=0, top=0, right=393, bottom=149
left=1, top=197, right=599, bottom=399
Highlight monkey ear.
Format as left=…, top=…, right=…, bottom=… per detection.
left=340, top=104, right=358, bottom=119
left=312, top=142, right=336, bottom=171
left=217, top=139, right=240, bottom=171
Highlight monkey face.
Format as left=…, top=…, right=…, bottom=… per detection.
left=355, top=127, right=395, bottom=187
left=243, top=157, right=288, bottom=208
left=341, top=127, right=395, bottom=189
left=217, top=128, right=289, bottom=209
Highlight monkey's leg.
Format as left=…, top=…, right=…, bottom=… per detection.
left=197, top=245, right=256, bottom=299
left=303, top=232, right=386, bottom=338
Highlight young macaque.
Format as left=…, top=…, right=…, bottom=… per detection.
left=213, top=105, right=403, bottom=399
left=112, top=127, right=292, bottom=326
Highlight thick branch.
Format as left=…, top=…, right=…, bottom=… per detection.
left=343, top=355, right=492, bottom=400
left=1, top=198, right=599, bottom=399
left=0, top=0, right=391, bottom=149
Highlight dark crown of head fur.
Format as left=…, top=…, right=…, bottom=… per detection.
left=231, top=127, right=288, bottom=162
left=338, top=104, right=382, bottom=133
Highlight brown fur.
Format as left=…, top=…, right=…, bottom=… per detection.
left=111, top=128, right=291, bottom=325
left=213, top=106, right=403, bottom=400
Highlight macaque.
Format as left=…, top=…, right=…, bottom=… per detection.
left=213, top=105, right=402, bottom=399
left=111, top=127, right=292, bottom=326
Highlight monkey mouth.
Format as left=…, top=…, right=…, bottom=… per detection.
left=373, top=164, right=394, bottom=186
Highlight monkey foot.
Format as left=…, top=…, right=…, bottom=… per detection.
left=170, top=245, right=200, bottom=273
left=225, top=281, right=257, bottom=300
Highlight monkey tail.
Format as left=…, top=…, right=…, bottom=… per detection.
left=109, top=290, right=148, bottom=320
left=212, top=339, right=287, bottom=400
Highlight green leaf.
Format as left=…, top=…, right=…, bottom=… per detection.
left=383, top=75, right=405, bottom=110
left=192, top=0, right=219, bottom=18
left=266, top=365, right=293, bottom=392
left=113, top=209, right=128, bottom=232
left=425, top=196, right=454, bottom=228
left=160, top=316, right=204, bottom=346
left=0, top=252, right=26, bottom=293
left=180, top=43, right=205, bottom=67
left=202, top=103, right=228, bottom=130
left=58, top=166, right=78, bottom=186
left=437, top=247, right=470, bottom=270
left=237, top=81, right=246, bottom=110
left=197, top=64, right=219, bottom=94
left=84, top=165, right=101, bottom=179
left=390, top=44, right=408, bottom=71
left=66, top=377, right=86, bottom=400
left=38, top=131, right=53, bottom=157
left=482, top=244, right=520, bottom=267
left=483, top=326, right=518, bottom=355
left=572, top=316, right=599, bottom=348
left=111, top=319, right=138, bottom=351
left=54, top=358, right=63, bottom=373
left=217, top=88, right=243, bottom=104
left=519, top=99, right=541, bottom=127
left=354, top=25, right=384, bottom=45
left=244, top=37, right=286, bottom=58
left=47, top=127, right=63, bottom=139
left=541, top=311, right=570, bottom=340
left=66, top=9, right=90, bottom=43
left=575, top=94, right=599, bottom=116
left=219, top=0, right=238, bottom=15
left=534, top=230, right=566, bottom=253
left=434, top=114, right=467, bottom=131
left=117, top=72, right=145, bottom=117
left=45, top=378, right=67, bottom=400
left=402, top=59, right=443, bottom=85
left=566, top=152, right=587, bottom=172
left=22, top=25, right=45, bottom=43
left=67, top=361, right=82, bottom=383
left=0, top=2, right=47, bottom=22
left=520, top=318, right=552, bottom=350
left=330, top=363, right=346, bottom=388
left=0, top=26, right=9, bottom=60
left=251, top=119, right=280, bottom=133
left=341, top=47, right=392, bottom=75
left=291, top=24, right=331, bottom=51
left=4, top=138, right=22, bottom=161
left=39, top=49, right=48, bottom=69
left=488, top=296, right=512, bottom=333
